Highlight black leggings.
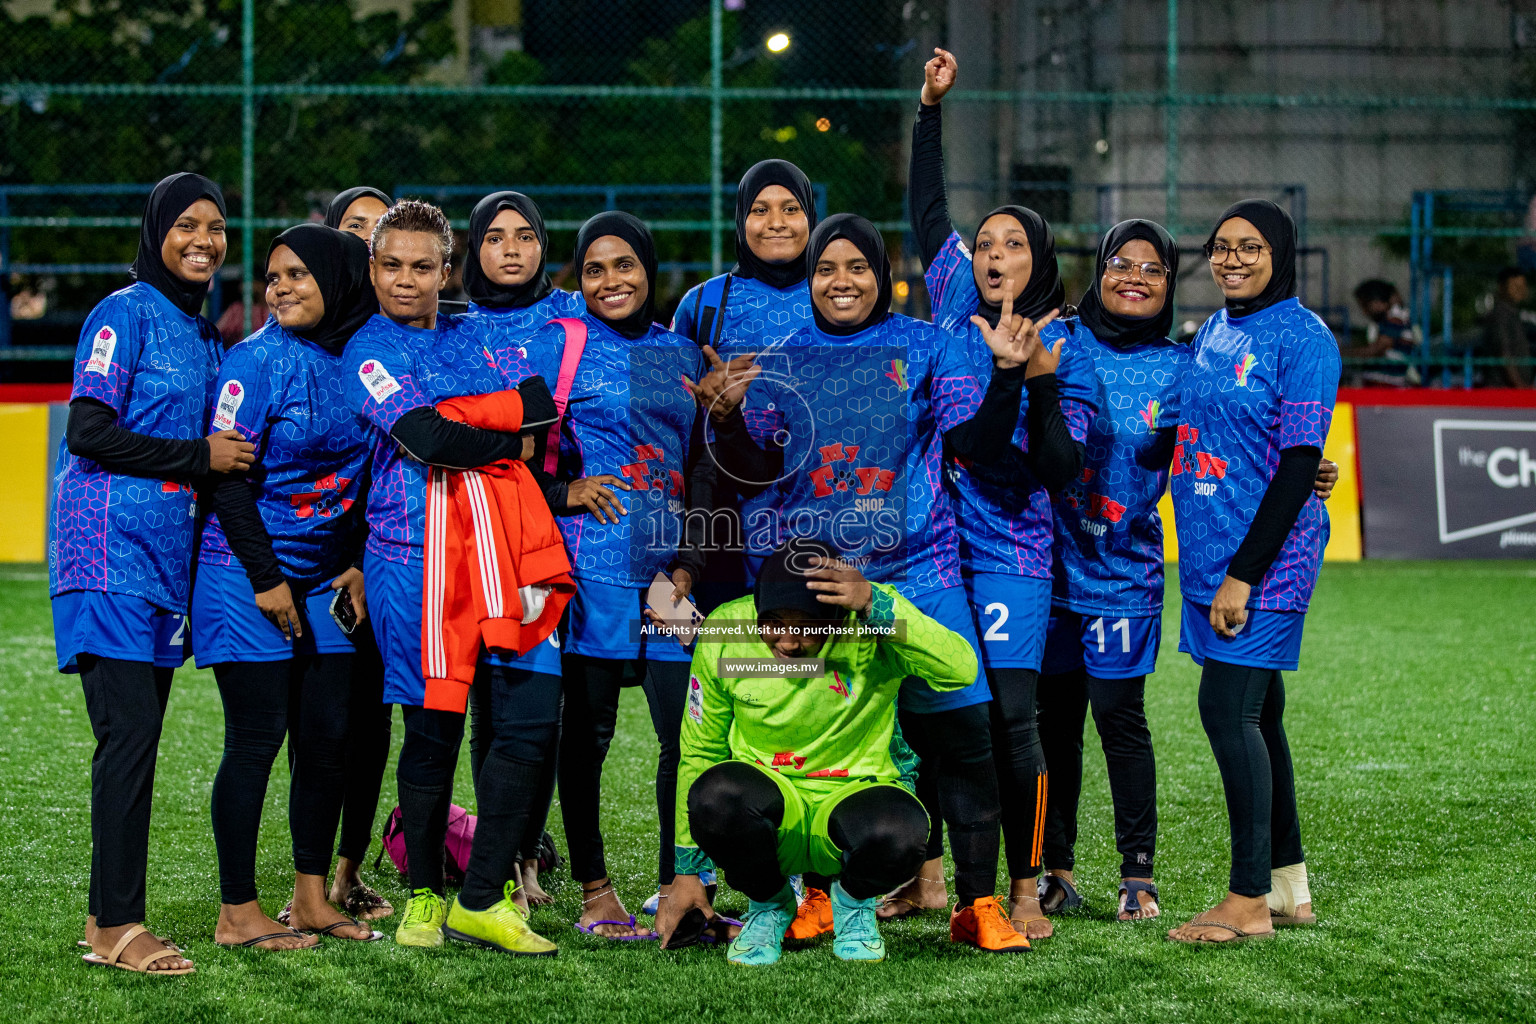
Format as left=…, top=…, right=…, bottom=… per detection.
left=458, top=667, right=562, bottom=910
left=558, top=654, right=688, bottom=886
left=899, top=702, right=1001, bottom=906
left=986, top=667, right=1048, bottom=879
left=210, top=656, right=352, bottom=905
left=1197, top=659, right=1303, bottom=897
left=395, top=705, right=465, bottom=895
left=687, top=762, right=928, bottom=901
left=1038, top=669, right=1157, bottom=879
left=469, top=662, right=560, bottom=862
left=79, top=656, right=173, bottom=928
left=336, top=627, right=391, bottom=864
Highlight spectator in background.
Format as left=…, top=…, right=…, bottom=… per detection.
left=1349, top=279, right=1420, bottom=386
left=1485, top=267, right=1531, bottom=388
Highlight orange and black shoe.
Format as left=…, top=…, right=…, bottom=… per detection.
left=950, top=896, right=1031, bottom=953
left=784, top=886, right=834, bottom=940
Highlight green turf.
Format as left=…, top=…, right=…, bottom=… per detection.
left=0, top=561, right=1532, bottom=1023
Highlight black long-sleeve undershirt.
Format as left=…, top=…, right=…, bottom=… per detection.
left=908, top=101, right=954, bottom=271
left=1225, top=445, right=1323, bottom=586
left=65, top=398, right=210, bottom=479
left=1022, top=373, right=1084, bottom=491
left=390, top=406, right=525, bottom=470
left=207, top=475, right=287, bottom=592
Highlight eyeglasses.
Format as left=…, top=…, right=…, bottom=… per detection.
left=1205, top=242, right=1271, bottom=266
left=1104, top=256, right=1169, bottom=282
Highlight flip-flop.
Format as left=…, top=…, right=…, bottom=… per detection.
left=301, top=916, right=384, bottom=942
left=875, top=895, right=931, bottom=920
left=1038, top=874, right=1084, bottom=915
left=216, top=929, right=317, bottom=950
left=341, top=885, right=394, bottom=920
left=699, top=915, right=742, bottom=945
left=1271, top=911, right=1318, bottom=927
left=1167, top=920, right=1275, bottom=944
left=1118, top=879, right=1160, bottom=921
left=81, top=925, right=195, bottom=976
left=574, top=914, right=657, bottom=941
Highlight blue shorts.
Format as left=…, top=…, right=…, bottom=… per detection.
left=190, top=561, right=356, bottom=666
left=564, top=577, right=694, bottom=663
left=1179, top=599, right=1306, bottom=672
left=1041, top=608, right=1161, bottom=678
left=482, top=628, right=564, bottom=676
left=366, top=549, right=428, bottom=706
left=52, top=589, right=187, bottom=673
left=896, top=584, right=990, bottom=713
left=962, top=573, right=1051, bottom=672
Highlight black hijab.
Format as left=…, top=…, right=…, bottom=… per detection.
left=732, top=159, right=818, bottom=291
left=754, top=538, right=839, bottom=623
left=971, top=204, right=1064, bottom=328
left=806, top=213, right=892, bottom=337
left=324, top=186, right=393, bottom=232
left=574, top=211, right=657, bottom=340
left=266, top=224, right=376, bottom=353
left=1206, top=198, right=1297, bottom=319
left=1077, top=219, right=1180, bottom=347
left=462, top=191, right=555, bottom=310
left=130, top=172, right=226, bottom=318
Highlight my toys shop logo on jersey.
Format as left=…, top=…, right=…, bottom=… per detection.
left=1171, top=424, right=1227, bottom=496
left=808, top=441, right=894, bottom=502
left=1061, top=467, right=1127, bottom=536
left=1234, top=353, right=1257, bottom=388
left=619, top=443, right=685, bottom=510
left=290, top=473, right=355, bottom=519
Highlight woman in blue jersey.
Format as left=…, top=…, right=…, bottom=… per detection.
left=192, top=224, right=380, bottom=949
left=53, top=172, right=251, bottom=975
left=502, top=211, right=704, bottom=940
left=1166, top=200, right=1340, bottom=944
left=307, top=184, right=395, bottom=924
left=905, top=49, right=1086, bottom=940
left=327, top=186, right=392, bottom=241
left=343, top=200, right=563, bottom=956
left=1030, top=220, right=1186, bottom=923
left=673, top=159, right=819, bottom=612
left=685, top=213, right=1050, bottom=954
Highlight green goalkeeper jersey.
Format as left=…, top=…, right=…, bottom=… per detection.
left=674, top=585, right=978, bottom=868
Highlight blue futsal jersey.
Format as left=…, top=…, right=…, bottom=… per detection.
left=49, top=282, right=222, bottom=612
left=737, top=314, right=982, bottom=594
left=464, top=289, right=585, bottom=345
left=1170, top=298, right=1340, bottom=612
left=672, top=273, right=813, bottom=352
left=499, top=314, right=699, bottom=587
left=1051, top=321, right=1191, bottom=618
left=943, top=318, right=1094, bottom=581
left=199, top=320, right=372, bottom=583
left=343, top=312, right=534, bottom=562
left=925, top=231, right=982, bottom=334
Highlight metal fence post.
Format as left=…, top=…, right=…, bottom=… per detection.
left=1164, top=0, right=1179, bottom=238
left=241, top=0, right=255, bottom=335
left=709, top=0, right=723, bottom=276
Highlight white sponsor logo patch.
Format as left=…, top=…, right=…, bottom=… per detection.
left=956, top=239, right=972, bottom=259
left=358, top=359, right=401, bottom=403
left=85, top=325, right=118, bottom=375
left=686, top=675, right=704, bottom=724
left=211, top=379, right=245, bottom=431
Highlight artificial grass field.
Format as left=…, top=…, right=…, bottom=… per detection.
left=0, top=561, right=1532, bottom=1023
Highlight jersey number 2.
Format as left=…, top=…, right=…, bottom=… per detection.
left=983, top=602, right=1010, bottom=641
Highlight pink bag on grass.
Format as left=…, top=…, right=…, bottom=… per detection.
left=376, top=804, right=477, bottom=885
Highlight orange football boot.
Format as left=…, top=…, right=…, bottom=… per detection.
left=785, top=886, right=834, bottom=940
left=950, top=896, right=1031, bottom=953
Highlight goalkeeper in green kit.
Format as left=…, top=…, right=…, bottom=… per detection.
left=655, top=539, right=979, bottom=965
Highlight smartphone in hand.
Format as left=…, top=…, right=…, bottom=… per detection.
left=330, top=586, right=360, bottom=635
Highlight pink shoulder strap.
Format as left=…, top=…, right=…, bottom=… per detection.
left=543, top=317, right=587, bottom=476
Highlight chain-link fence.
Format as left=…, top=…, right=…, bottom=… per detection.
left=4, top=0, right=1535, bottom=385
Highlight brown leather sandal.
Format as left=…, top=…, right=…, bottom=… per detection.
left=81, top=924, right=195, bottom=975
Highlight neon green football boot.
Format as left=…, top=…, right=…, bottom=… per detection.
left=395, top=887, right=448, bottom=948
left=444, top=883, right=557, bottom=957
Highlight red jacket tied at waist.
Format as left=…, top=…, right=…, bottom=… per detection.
left=421, top=389, right=575, bottom=713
